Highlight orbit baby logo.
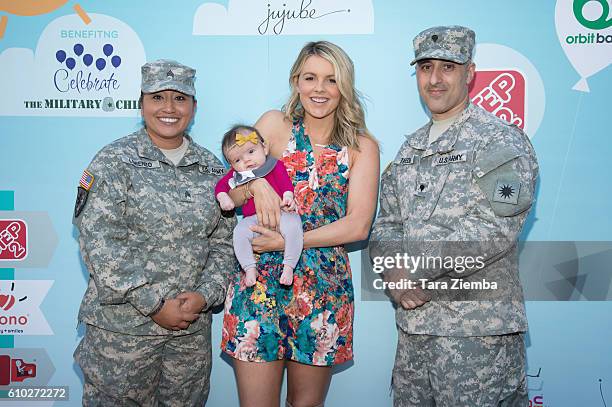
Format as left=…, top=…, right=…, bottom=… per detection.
left=0, top=13, right=146, bottom=116
left=193, top=0, right=374, bottom=36
left=556, top=0, right=612, bottom=91
left=470, top=70, right=526, bottom=130
left=472, top=44, right=545, bottom=138
left=0, top=281, right=53, bottom=336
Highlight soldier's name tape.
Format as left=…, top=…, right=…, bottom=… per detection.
left=398, top=150, right=470, bottom=167
left=371, top=253, right=485, bottom=274
left=122, top=156, right=161, bottom=168
left=118, top=156, right=226, bottom=175
left=433, top=150, right=468, bottom=166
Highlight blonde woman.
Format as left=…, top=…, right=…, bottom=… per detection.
left=222, top=41, right=379, bottom=407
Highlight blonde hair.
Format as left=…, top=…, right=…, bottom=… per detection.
left=283, top=41, right=375, bottom=150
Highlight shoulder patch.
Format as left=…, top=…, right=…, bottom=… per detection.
left=79, top=170, right=95, bottom=191
left=493, top=179, right=521, bottom=205
left=74, top=187, right=89, bottom=218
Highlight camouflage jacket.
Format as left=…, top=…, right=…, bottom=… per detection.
left=73, top=128, right=236, bottom=335
left=370, top=103, right=538, bottom=336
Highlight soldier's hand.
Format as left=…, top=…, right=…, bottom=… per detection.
left=177, top=291, right=206, bottom=314
left=399, top=287, right=430, bottom=310
left=151, top=298, right=199, bottom=330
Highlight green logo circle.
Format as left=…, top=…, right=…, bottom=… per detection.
left=573, top=0, right=612, bottom=30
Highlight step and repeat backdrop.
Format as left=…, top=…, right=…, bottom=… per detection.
left=1, top=0, right=611, bottom=405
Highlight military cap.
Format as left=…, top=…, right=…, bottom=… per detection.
left=141, top=59, right=196, bottom=96
left=410, top=25, right=475, bottom=65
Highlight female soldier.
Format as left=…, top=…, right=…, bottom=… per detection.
left=73, top=59, right=235, bottom=406
left=221, top=42, right=380, bottom=407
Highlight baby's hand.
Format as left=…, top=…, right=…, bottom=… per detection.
left=217, top=192, right=235, bottom=211
left=281, top=192, right=297, bottom=212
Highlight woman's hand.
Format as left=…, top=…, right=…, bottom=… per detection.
left=250, top=225, right=285, bottom=253
left=251, top=179, right=282, bottom=230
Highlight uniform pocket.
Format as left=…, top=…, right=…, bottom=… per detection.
left=420, top=167, right=450, bottom=221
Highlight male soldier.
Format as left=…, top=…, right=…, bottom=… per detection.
left=370, top=26, right=538, bottom=406
left=73, top=60, right=236, bottom=405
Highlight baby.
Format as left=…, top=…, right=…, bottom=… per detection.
left=215, top=125, right=303, bottom=287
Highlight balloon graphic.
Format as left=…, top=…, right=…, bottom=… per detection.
left=83, top=53, right=93, bottom=66
left=55, top=49, right=66, bottom=63
left=111, top=55, right=121, bottom=68
left=96, top=58, right=106, bottom=71
left=73, top=43, right=84, bottom=56
left=66, top=57, right=75, bottom=70
left=102, top=43, right=113, bottom=57
left=555, top=0, right=612, bottom=92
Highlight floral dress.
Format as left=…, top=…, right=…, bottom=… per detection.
left=221, top=118, right=354, bottom=366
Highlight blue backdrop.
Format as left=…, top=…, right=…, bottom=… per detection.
left=1, top=0, right=611, bottom=405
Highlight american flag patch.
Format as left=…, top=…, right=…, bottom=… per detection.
left=79, top=170, right=95, bottom=191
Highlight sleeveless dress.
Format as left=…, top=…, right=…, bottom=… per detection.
left=221, top=119, right=354, bottom=366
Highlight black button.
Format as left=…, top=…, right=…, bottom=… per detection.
left=419, top=184, right=426, bottom=191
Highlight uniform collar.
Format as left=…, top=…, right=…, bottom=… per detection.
left=406, top=102, right=475, bottom=156
left=137, top=128, right=203, bottom=166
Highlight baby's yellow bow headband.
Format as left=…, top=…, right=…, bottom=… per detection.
left=234, top=131, right=259, bottom=147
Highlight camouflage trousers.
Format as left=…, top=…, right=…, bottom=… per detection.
left=75, top=324, right=212, bottom=407
left=392, top=330, right=527, bottom=407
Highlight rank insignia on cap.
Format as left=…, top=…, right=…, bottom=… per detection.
left=166, top=70, right=174, bottom=78
left=493, top=179, right=521, bottom=205
left=79, top=170, right=95, bottom=191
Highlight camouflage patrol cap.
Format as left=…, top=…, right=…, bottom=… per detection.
left=141, top=59, right=196, bottom=96
left=410, top=25, right=475, bottom=65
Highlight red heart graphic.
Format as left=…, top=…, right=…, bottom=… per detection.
left=0, top=295, right=15, bottom=310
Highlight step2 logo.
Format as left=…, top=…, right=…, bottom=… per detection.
left=0, top=220, right=27, bottom=261
left=472, top=44, right=545, bottom=138
left=0, top=355, right=36, bottom=385
left=470, top=70, right=525, bottom=130
left=555, top=0, right=612, bottom=91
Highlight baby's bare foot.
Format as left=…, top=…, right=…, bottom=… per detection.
left=280, top=265, right=293, bottom=286
left=245, top=268, right=257, bottom=287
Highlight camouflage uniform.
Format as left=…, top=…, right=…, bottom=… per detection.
left=370, top=27, right=538, bottom=407
left=73, top=60, right=236, bottom=406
